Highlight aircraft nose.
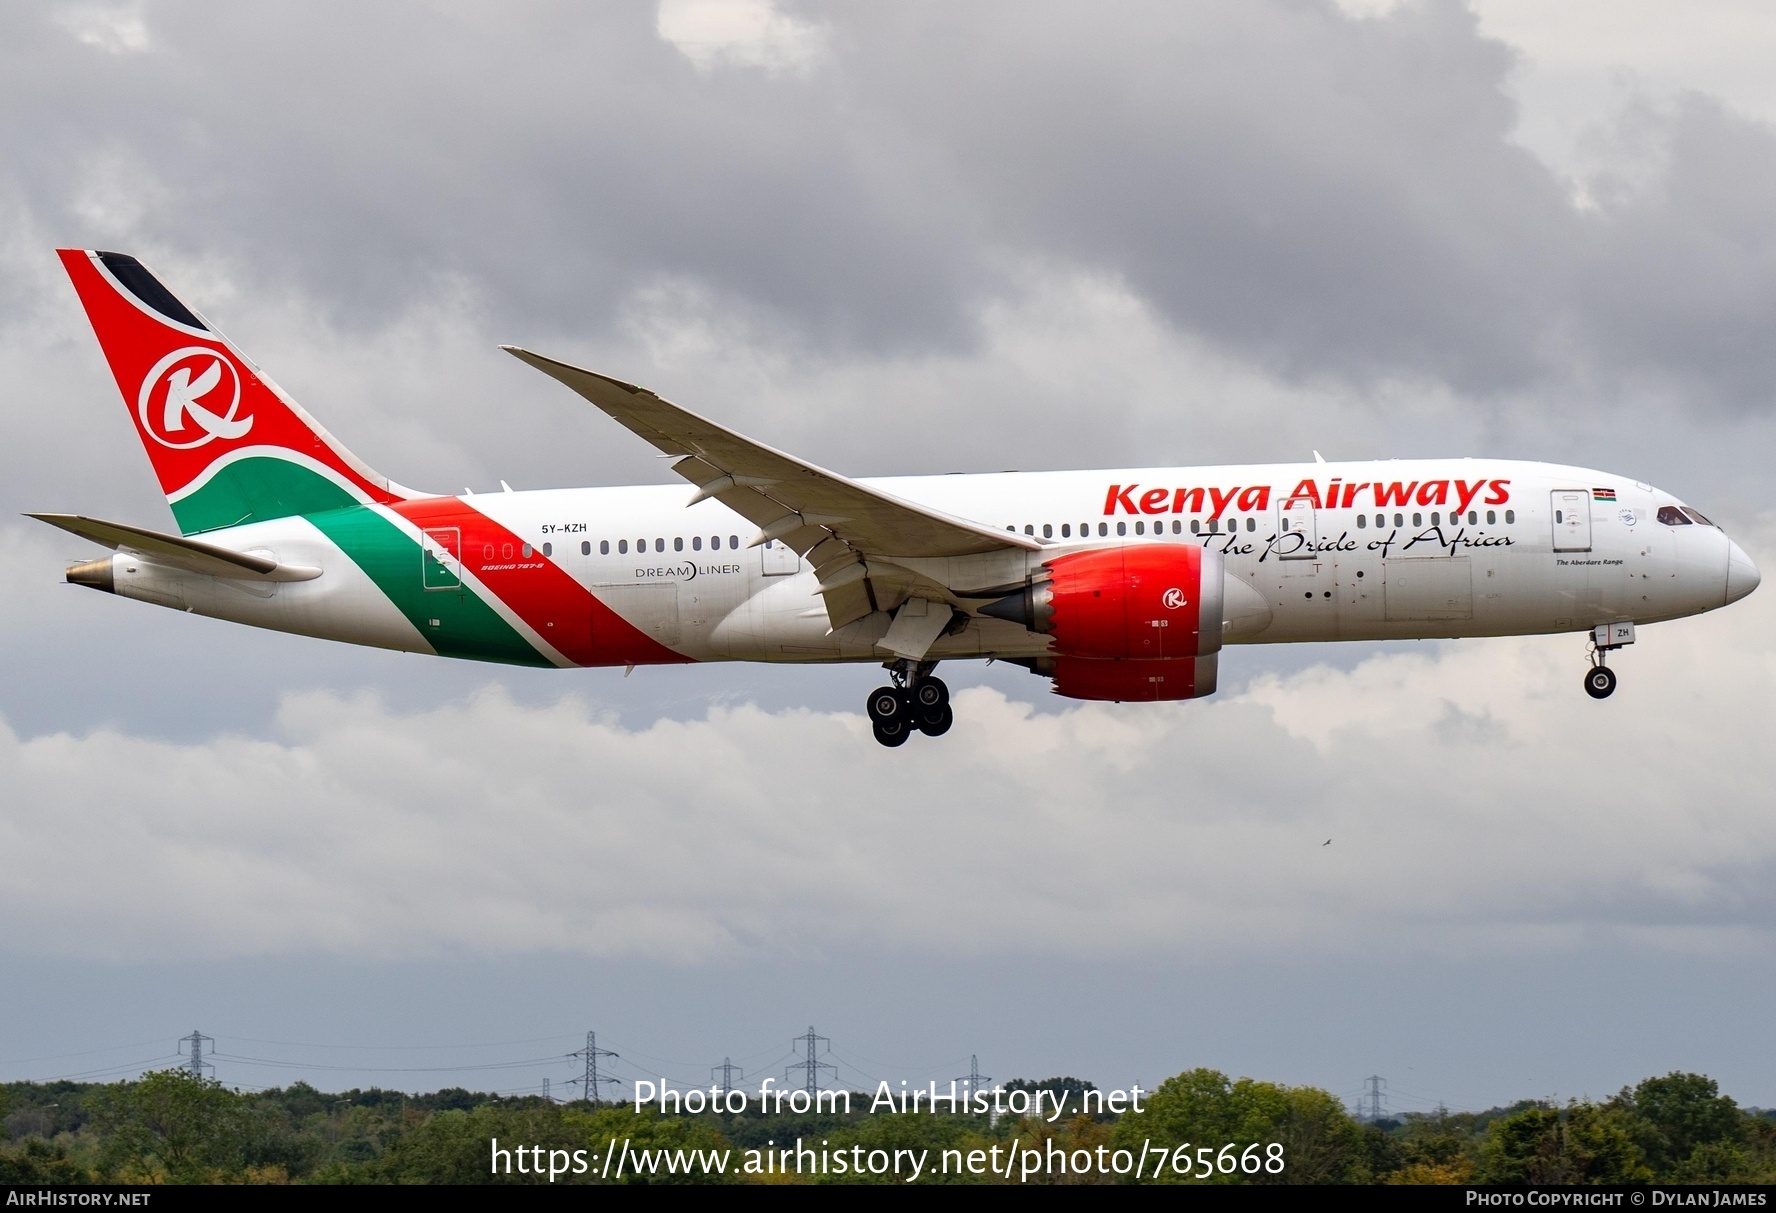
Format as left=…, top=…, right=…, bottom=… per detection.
left=1726, top=538, right=1761, bottom=605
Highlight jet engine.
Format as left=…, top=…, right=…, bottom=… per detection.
left=981, top=544, right=1229, bottom=701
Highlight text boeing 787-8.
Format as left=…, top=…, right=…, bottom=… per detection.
left=35, top=250, right=1760, bottom=746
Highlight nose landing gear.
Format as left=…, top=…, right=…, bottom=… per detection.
left=1584, top=622, right=1634, bottom=700
left=1584, top=663, right=1617, bottom=700
left=868, top=662, right=951, bottom=746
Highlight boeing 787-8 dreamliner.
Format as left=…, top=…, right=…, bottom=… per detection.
left=35, top=250, right=1761, bottom=745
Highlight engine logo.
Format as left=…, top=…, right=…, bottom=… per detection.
left=138, top=347, right=250, bottom=449
left=1162, top=587, right=1188, bottom=609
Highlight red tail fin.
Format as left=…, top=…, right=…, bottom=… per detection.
left=59, top=249, right=407, bottom=534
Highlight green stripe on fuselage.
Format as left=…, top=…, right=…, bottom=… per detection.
left=172, top=456, right=360, bottom=534
left=305, top=504, right=553, bottom=668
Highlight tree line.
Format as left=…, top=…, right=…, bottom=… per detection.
left=2, top=1067, right=1772, bottom=1184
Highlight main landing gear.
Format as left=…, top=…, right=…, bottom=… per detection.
left=1584, top=622, right=1634, bottom=700
left=867, top=662, right=952, bottom=747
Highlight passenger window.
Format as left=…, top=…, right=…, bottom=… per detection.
left=1135, top=521, right=1145, bottom=535
left=1117, top=521, right=1127, bottom=536
left=1412, top=513, right=1422, bottom=527
left=598, top=540, right=608, bottom=555
left=1657, top=505, right=1692, bottom=526
left=1486, top=510, right=1495, bottom=525
left=1247, top=517, right=1256, bottom=532
left=711, top=536, right=720, bottom=549
left=1024, top=524, right=1033, bottom=535
left=1043, top=523, right=1053, bottom=538
left=655, top=538, right=664, bottom=553
left=1505, top=510, right=1514, bottom=524
left=1681, top=507, right=1715, bottom=527
left=1357, top=514, right=1366, bottom=529
left=483, top=544, right=494, bottom=560
left=1061, top=523, right=1071, bottom=538
left=540, top=543, right=550, bottom=557
left=1394, top=513, right=1403, bottom=527
left=1468, top=510, right=1478, bottom=525
left=729, top=535, right=739, bottom=548
left=583, top=541, right=592, bottom=556
left=1191, top=520, right=1201, bottom=534
left=674, top=537, right=683, bottom=552
left=618, top=540, right=628, bottom=554
left=502, top=543, right=514, bottom=559
left=1431, top=512, right=1440, bottom=526
left=692, top=536, right=702, bottom=551
left=1099, top=522, right=1108, bottom=537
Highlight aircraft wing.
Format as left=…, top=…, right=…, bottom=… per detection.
left=504, top=347, right=1039, bottom=631
left=28, top=513, right=322, bottom=581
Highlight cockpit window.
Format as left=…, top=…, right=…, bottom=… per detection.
left=1657, top=505, right=1692, bottom=526
left=1680, top=507, right=1716, bottom=527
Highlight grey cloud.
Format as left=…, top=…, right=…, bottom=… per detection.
left=7, top=518, right=1776, bottom=966
left=7, top=0, right=1776, bottom=408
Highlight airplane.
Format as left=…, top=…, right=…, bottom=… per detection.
left=35, top=249, right=1761, bottom=747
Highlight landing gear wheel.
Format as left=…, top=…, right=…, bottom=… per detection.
left=867, top=686, right=908, bottom=725
left=916, top=702, right=954, bottom=737
left=1584, top=665, right=1617, bottom=700
left=911, top=676, right=949, bottom=710
left=872, top=718, right=911, bottom=747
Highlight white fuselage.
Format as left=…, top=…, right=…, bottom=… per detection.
left=102, top=458, right=1757, bottom=669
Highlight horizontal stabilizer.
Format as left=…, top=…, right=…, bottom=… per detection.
left=26, top=513, right=321, bottom=581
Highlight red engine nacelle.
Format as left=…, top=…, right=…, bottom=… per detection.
left=1047, top=654, right=1217, bottom=702
left=982, top=544, right=1224, bottom=702
left=1044, top=544, right=1222, bottom=659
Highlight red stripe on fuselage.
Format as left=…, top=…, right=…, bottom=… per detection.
left=391, top=498, right=692, bottom=667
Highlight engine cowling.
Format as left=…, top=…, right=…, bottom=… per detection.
left=1048, top=653, right=1218, bottom=702
left=982, top=544, right=1226, bottom=702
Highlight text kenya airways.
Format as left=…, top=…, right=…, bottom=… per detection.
left=1104, top=478, right=1514, bottom=519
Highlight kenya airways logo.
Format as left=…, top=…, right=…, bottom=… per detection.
left=137, top=347, right=250, bottom=449
left=1162, top=588, right=1188, bottom=609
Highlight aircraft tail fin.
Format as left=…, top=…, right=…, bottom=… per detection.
left=57, top=249, right=409, bottom=535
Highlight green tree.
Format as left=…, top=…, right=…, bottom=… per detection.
left=95, top=1069, right=250, bottom=1182
left=1110, top=1068, right=1366, bottom=1184
left=0, top=1138, right=89, bottom=1183
left=1612, top=1072, right=1747, bottom=1180
left=1480, top=1102, right=1651, bottom=1185
left=361, top=1103, right=732, bottom=1185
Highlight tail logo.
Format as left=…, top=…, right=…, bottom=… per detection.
left=137, top=347, right=250, bottom=449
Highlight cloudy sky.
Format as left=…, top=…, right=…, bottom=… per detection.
left=3, top=0, right=1776, bottom=1113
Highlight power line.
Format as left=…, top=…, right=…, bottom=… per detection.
left=224, top=1032, right=585, bottom=1052
left=178, top=1031, right=214, bottom=1081
left=208, top=1052, right=571, bottom=1073
left=567, top=1032, right=620, bottom=1103
left=1361, top=1075, right=1388, bottom=1121
left=786, top=1026, right=836, bottom=1095
left=958, top=1054, right=991, bottom=1098
left=712, top=1057, right=744, bottom=1094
